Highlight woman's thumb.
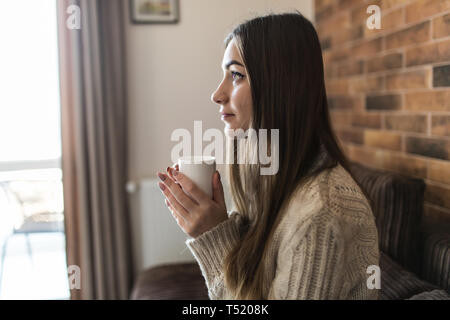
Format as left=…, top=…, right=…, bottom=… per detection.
left=213, top=170, right=225, bottom=204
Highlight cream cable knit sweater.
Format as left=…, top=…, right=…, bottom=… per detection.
left=185, top=163, right=380, bottom=300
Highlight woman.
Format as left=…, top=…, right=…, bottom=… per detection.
left=156, top=12, right=380, bottom=300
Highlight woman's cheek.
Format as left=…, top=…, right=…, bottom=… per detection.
left=240, top=91, right=253, bottom=128
left=234, top=86, right=252, bottom=111
left=227, top=84, right=251, bottom=129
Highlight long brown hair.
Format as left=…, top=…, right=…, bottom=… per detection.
left=222, top=12, right=369, bottom=300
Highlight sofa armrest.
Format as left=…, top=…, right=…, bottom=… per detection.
left=130, top=263, right=209, bottom=300
left=349, top=162, right=425, bottom=274
left=421, top=232, right=450, bottom=293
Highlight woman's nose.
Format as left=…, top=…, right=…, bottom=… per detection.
left=211, top=87, right=227, bottom=105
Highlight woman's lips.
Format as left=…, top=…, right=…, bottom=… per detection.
left=221, top=113, right=235, bottom=121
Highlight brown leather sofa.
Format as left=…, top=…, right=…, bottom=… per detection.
left=130, top=162, right=450, bottom=300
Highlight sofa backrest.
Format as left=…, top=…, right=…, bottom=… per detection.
left=349, top=162, right=425, bottom=275
left=422, top=232, right=450, bottom=293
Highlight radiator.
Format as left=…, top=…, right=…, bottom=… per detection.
left=127, top=178, right=195, bottom=274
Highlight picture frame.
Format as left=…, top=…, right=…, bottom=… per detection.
left=130, top=0, right=179, bottom=24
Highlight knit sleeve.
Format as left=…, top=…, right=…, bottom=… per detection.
left=269, top=216, right=347, bottom=300
left=185, top=211, right=244, bottom=300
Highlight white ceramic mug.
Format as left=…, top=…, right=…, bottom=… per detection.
left=177, top=156, right=216, bottom=199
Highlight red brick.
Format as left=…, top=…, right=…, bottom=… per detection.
left=428, top=159, right=450, bottom=185
left=317, top=11, right=351, bottom=37
left=320, top=36, right=332, bottom=50
left=367, top=53, right=403, bottom=73
left=404, top=90, right=450, bottom=111
left=346, top=144, right=384, bottom=168
left=330, top=112, right=353, bottom=127
left=324, top=63, right=337, bottom=78
left=316, top=5, right=334, bottom=22
left=431, top=115, right=450, bottom=137
left=340, top=143, right=350, bottom=155
left=433, top=13, right=450, bottom=39
left=433, top=65, right=450, bottom=87
left=351, top=113, right=382, bottom=129
left=381, top=151, right=428, bottom=178
left=405, top=0, right=450, bottom=24
left=336, top=127, right=364, bottom=144
left=405, top=136, right=450, bottom=160
left=325, top=47, right=351, bottom=63
left=366, top=94, right=402, bottom=110
left=350, top=38, right=383, bottom=58
left=385, top=114, right=428, bottom=133
left=349, top=76, right=384, bottom=93
left=385, top=21, right=430, bottom=50
left=325, top=79, right=350, bottom=95
left=381, top=0, right=410, bottom=10
left=336, top=60, right=364, bottom=77
left=364, top=130, right=402, bottom=150
left=315, top=0, right=334, bottom=12
left=332, top=25, right=364, bottom=46
left=406, top=39, right=450, bottom=67
left=338, top=0, right=362, bottom=10
left=385, top=69, right=431, bottom=90
left=322, top=51, right=332, bottom=65
left=328, top=95, right=363, bottom=111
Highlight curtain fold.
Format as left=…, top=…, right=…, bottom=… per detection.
left=56, top=0, right=134, bottom=300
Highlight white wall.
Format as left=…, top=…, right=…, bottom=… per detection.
left=124, top=0, right=314, bottom=275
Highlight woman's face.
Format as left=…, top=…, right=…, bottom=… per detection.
left=211, top=38, right=253, bottom=132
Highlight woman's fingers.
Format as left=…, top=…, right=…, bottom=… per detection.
left=171, top=170, right=209, bottom=204
left=165, top=198, right=171, bottom=209
left=159, top=181, right=189, bottom=218
left=164, top=194, right=189, bottom=228
left=165, top=198, right=176, bottom=218
left=158, top=172, right=197, bottom=211
left=212, top=171, right=225, bottom=205
left=167, top=164, right=179, bottom=181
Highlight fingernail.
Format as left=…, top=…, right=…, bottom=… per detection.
left=158, top=182, right=166, bottom=191
left=158, top=172, right=166, bottom=181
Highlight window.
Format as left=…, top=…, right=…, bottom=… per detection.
left=0, top=0, right=69, bottom=299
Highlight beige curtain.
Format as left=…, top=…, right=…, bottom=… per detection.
left=56, top=0, right=134, bottom=299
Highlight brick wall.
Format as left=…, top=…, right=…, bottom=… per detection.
left=314, top=0, right=450, bottom=228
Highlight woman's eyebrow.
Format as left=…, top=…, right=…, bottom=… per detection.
left=223, top=60, right=244, bottom=70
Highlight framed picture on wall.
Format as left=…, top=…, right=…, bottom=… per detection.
left=130, top=0, right=179, bottom=24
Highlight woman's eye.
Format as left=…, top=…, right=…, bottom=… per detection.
left=231, top=71, right=244, bottom=81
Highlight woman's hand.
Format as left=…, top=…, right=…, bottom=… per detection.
left=157, top=166, right=228, bottom=239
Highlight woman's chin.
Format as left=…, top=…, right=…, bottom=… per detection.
left=223, top=123, right=250, bottom=138
left=224, top=124, right=240, bottom=137
left=223, top=126, right=234, bottom=137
